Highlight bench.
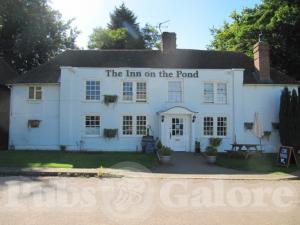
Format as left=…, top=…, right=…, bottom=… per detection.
left=226, top=144, right=263, bottom=159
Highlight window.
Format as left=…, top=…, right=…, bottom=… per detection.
left=216, top=83, right=227, bottom=104
left=122, top=116, right=133, bottom=135
left=217, top=117, right=227, bottom=136
left=122, top=115, right=147, bottom=136
left=204, top=83, right=214, bottom=103
left=136, top=116, right=147, bottom=135
left=123, top=82, right=133, bottom=101
left=168, top=81, right=182, bottom=102
left=203, top=116, right=228, bottom=137
left=171, top=118, right=184, bottom=136
left=86, top=81, right=100, bottom=100
left=203, top=82, right=227, bottom=104
left=28, top=86, right=42, bottom=100
left=136, top=82, right=147, bottom=102
left=203, top=117, right=214, bottom=136
left=85, top=115, right=100, bottom=135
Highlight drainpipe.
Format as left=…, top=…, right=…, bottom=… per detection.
left=231, top=69, right=236, bottom=143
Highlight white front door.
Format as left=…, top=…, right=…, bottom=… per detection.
left=167, top=116, right=190, bottom=151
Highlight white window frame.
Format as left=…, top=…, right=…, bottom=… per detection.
left=85, top=80, right=101, bottom=101
left=168, top=80, right=183, bottom=103
left=203, top=82, right=228, bottom=104
left=121, top=115, right=148, bottom=136
left=136, top=82, right=147, bottom=102
left=28, top=86, right=42, bottom=100
left=121, top=81, right=148, bottom=103
left=84, top=114, right=101, bottom=137
left=202, top=115, right=228, bottom=138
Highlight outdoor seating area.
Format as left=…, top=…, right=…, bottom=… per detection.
left=226, top=143, right=263, bottom=159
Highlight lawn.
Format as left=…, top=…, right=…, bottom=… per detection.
left=0, top=150, right=159, bottom=169
left=217, top=153, right=300, bottom=174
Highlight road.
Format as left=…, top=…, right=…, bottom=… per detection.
left=0, top=176, right=299, bottom=225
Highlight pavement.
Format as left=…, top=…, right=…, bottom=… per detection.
left=0, top=152, right=299, bottom=180
left=0, top=176, right=299, bottom=225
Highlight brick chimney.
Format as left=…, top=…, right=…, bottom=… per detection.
left=162, top=32, right=176, bottom=53
left=253, top=40, right=270, bottom=81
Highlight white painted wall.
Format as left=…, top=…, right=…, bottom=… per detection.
left=9, top=84, right=60, bottom=150
left=9, top=67, right=297, bottom=152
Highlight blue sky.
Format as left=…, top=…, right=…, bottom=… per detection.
left=50, top=0, right=262, bottom=50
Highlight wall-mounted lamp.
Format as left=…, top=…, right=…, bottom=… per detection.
left=161, top=115, right=165, bottom=123
left=192, top=115, right=196, bottom=123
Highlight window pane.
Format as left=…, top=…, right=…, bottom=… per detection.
left=216, top=83, right=227, bottom=104
left=86, top=81, right=100, bottom=100
left=136, top=82, right=147, bottom=102
left=204, top=83, right=214, bottom=103
left=85, top=115, right=100, bottom=135
left=123, top=82, right=133, bottom=101
left=29, top=87, right=35, bottom=99
left=136, top=116, right=147, bottom=135
left=35, top=87, right=42, bottom=100
left=171, top=117, right=184, bottom=136
left=122, top=116, right=133, bottom=135
left=217, top=117, right=227, bottom=136
left=204, top=117, right=214, bottom=136
left=168, top=81, right=182, bottom=103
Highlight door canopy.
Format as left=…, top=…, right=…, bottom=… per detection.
left=157, top=106, right=198, bottom=115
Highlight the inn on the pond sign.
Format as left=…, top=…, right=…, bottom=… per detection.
left=105, top=69, right=200, bottom=78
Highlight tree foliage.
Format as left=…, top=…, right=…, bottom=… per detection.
left=209, top=0, right=300, bottom=79
left=88, top=3, right=160, bottom=50
left=0, top=0, right=79, bottom=73
left=279, top=87, right=300, bottom=148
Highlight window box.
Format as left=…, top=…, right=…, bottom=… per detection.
left=103, top=95, right=118, bottom=105
left=244, top=122, right=253, bottom=130
left=263, top=131, right=272, bottom=137
left=103, top=129, right=118, bottom=139
left=28, top=120, right=41, bottom=128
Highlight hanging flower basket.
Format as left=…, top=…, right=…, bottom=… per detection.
left=28, top=120, right=41, bottom=128
left=263, top=131, right=272, bottom=137
left=103, top=129, right=118, bottom=138
left=103, top=95, right=118, bottom=105
left=244, top=122, right=253, bottom=130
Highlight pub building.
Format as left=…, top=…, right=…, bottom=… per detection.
left=7, top=32, right=298, bottom=152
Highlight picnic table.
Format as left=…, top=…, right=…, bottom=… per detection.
left=227, top=143, right=263, bottom=159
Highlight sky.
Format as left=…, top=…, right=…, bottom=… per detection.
left=49, top=0, right=262, bottom=50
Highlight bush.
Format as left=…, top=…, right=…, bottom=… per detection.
left=156, top=139, right=162, bottom=150
left=60, top=145, right=67, bottom=152
left=158, top=146, right=172, bottom=156
left=205, top=146, right=217, bottom=156
left=209, top=138, right=222, bottom=147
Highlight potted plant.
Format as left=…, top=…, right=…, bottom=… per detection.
left=205, top=138, right=222, bottom=163
left=158, top=145, right=173, bottom=164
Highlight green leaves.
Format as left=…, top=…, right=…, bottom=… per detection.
left=0, top=0, right=79, bottom=73
left=88, top=3, right=161, bottom=50
left=209, top=0, right=300, bottom=79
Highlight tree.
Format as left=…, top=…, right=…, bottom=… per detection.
left=209, top=0, right=300, bottom=80
left=0, top=0, right=79, bottom=73
left=141, top=24, right=161, bottom=49
left=88, top=3, right=161, bottom=50
left=279, top=87, right=291, bottom=146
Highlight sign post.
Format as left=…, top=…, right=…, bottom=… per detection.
left=277, top=146, right=298, bottom=168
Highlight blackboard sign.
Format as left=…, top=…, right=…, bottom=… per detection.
left=277, top=146, right=298, bottom=168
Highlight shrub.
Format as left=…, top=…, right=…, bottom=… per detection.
left=156, top=139, right=162, bottom=150
left=60, top=145, right=67, bottom=152
left=158, top=146, right=172, bottom=156
left=209, top=138, right=222, bottom=147
left=205, top=146, right=217, bottom=156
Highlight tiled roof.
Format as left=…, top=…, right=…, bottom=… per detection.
left=0, top=58, right=18, bottom=85
left=9, top=49, right=298, bottom=85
